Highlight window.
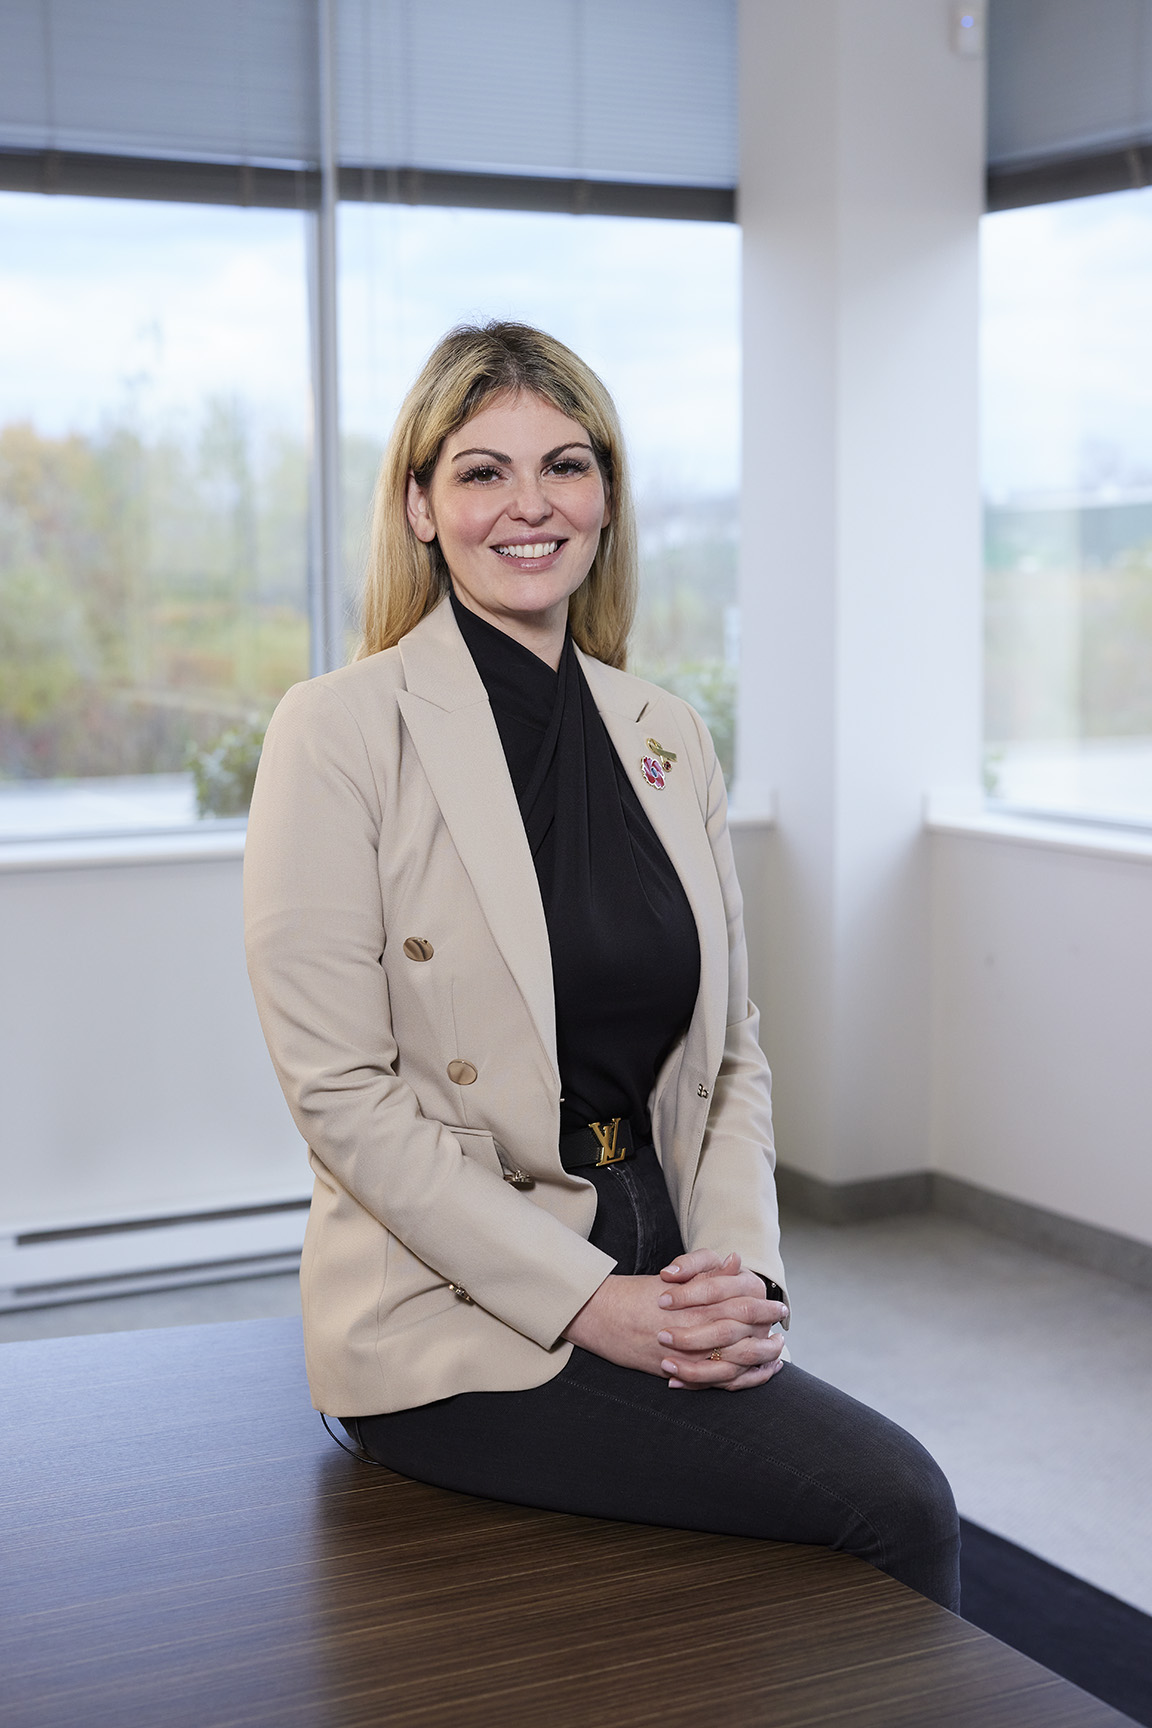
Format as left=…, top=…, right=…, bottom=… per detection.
left=982, top=187, right=1152, bottom=825
left=0, top=193, right=311, bottom=837
left=0, top=191, right=740, bottom=839
left=0, top=1, right=741, bottom=840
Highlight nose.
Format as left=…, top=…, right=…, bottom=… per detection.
left=508, top=472, right=552, bottom=525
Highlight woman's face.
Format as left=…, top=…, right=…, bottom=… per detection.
left=406, top=391, right=610, bottom=648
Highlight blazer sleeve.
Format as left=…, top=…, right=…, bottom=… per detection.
left=243, top=678, right=615, bottom=1350
left=680, top=704, right=789, bottom=1309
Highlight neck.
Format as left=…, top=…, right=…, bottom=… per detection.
left=450, top=587, right=568, bottom=670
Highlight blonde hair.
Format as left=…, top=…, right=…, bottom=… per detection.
left=357, top=322, right=637, bottom=668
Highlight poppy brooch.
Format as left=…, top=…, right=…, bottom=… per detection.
left=640, top=738, right=676, bottom=789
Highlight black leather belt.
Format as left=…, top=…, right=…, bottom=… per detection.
left=559, top=1115, right=636, bottom=1171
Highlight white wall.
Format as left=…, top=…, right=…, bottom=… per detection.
left=0, top=845, right=304, bottom=1236
left=931, top=828, right=1152, bottom=1248
left=8, top=819, right=1149, bottom=1278
left=737, top=0, right=985, bottom=1185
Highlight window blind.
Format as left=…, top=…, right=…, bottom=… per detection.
left=0, top=0, right=737, bottom=200
left=0, top=0, right=317, bottom=166
left=988, top=0, right=1152, bottom=208
left=335, top=0, right=737, bottom=187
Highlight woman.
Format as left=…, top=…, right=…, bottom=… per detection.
left=244, top=321, right=960, bottom=1609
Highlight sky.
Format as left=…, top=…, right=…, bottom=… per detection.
left=0, top=193, right=312, bottom=446
left=339, top=203, right=742, bottom=497
left=7, top=183, right=1152, bottom=506
left=0, top=191, right=741, bottom=498
left=981, top=184, right=1152, bottom=503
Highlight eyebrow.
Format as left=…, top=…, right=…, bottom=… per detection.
left=448, top=441, right=595, bottom=465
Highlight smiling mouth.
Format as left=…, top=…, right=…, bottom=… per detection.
left=492, top=540, right=563, bottom=559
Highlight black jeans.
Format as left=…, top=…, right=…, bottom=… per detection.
left=347, top=1146, right=961, bottom=1611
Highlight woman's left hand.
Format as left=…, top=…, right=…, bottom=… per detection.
left=654, top=1250, right=789, bottom=1391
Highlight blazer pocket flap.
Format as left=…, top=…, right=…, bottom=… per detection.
left=451, top=1126, right=535, bottom=1189
left=450, top=1125, right=504, bottom=1178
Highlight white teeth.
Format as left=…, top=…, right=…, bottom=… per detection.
left=495, top=541, right=558, bottom=559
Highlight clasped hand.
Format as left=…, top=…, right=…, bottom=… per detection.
left=563, top=1249, right=788, bottom=1392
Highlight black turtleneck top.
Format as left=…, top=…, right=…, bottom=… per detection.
left=451, top=593, right=700, bottom=1140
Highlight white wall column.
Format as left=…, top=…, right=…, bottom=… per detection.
left=737, top=1, right=984, bottom=1185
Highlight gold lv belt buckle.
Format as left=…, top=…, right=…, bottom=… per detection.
left=590, top=1118, right=625, bottom=1166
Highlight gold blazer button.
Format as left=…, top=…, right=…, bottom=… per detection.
left=447, top=1059, right=478, bottom=1085
left=403, top=936, right=434, bottom=961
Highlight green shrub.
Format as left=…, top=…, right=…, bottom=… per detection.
left=188, top=717, right=265, bottom=818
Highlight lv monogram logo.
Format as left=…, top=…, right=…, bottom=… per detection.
left=590, top=1118, right=626, bottom=1165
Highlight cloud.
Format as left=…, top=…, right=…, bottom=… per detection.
left=0, top=194, right=740, bottom=499
left=982, top=187, right=1152, bottom=498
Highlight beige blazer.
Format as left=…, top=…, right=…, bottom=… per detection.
left=244, top=596, right=786, bottom=1417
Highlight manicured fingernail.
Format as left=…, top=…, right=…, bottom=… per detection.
left=780, top=1306, right=790, bottom=1319
left=657, top=1331, right=673, bottom=1345
left=668, top=1378, right=685, bottom=1389
left=661, top=1359, right=677, bottom=1375
left=664, top=1263, right=680, bottom=1275
left=658, top=1293, right=673, bottom=1307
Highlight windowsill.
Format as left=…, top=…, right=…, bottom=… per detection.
left=2, top=806, right=779, bottom=871
left=12, top=798, right=1152, bottom=869
left=0, top=827, right=248, bottom=873
left=925, top=793, right=1152, bottom=863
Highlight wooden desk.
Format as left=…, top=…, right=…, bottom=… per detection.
left=0, top=1317, right=1134, bottom=1727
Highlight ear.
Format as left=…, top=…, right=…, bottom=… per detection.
left=406, top=471, right=437, bottom=544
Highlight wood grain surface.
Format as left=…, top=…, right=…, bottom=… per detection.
left=0, top=1317, right=1135, bottom=1727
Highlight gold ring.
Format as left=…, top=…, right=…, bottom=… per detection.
left=710, top=1348, right=723, bottom=1362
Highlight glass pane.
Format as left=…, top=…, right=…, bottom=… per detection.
left=339, top=204, right=740, bottom=776
left=981, top=189, right=1152, bottom=823
left=0, top=194, right=311, bottom=838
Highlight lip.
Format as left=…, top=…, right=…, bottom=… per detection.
left=488, top=538, right=567, bottom=570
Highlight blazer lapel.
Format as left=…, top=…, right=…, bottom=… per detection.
left=394, top=603, right=727, bottom=1090
left=397, top=601, right=559, bottom=1080
left=578, top=652, right=728, bottom=1084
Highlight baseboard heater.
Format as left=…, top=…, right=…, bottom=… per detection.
left=0, top=1198, right=311, bottom=1311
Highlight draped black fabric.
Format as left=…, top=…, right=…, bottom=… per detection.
left=451, top=593, right=700, bottom=1139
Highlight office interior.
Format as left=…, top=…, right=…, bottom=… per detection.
left=2, top=0, right=1151, bottom=1712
